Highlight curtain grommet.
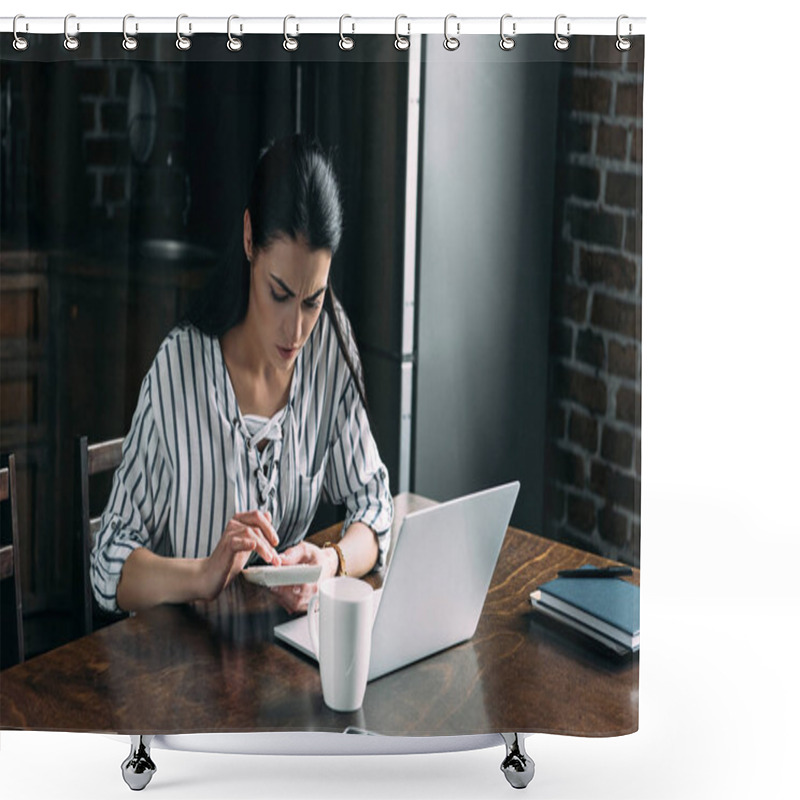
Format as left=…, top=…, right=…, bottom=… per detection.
left=443, top=14, right=460, bottom=51
left=394, top=15, right=410, bottom=51
left=64, top=13, right=80, bottom=51
left=554, top=14, right=570, bottom=51
left=227, top=15, right=243, bottom=51
left=12, top=15, right=29, bottom=51
left=500, top=14, right=516, bottom=51
left=339, top=14, right=355, bottom=51
left=283, top=15, right=299, bottom=51
left=122, top=14, right=138, bottom=51
left=176, top=13, right=192, bottom=51
left=616, top=15, right=632, bottom=51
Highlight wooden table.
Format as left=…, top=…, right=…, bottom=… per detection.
left=0, top=494, right=638, bottom=737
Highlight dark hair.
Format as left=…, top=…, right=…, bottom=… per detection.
left=187, top=134, right=368, bottom=410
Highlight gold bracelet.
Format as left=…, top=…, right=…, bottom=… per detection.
left=323, top=541, right=347, bottom=577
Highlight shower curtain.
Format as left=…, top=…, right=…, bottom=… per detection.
left=0, top=16, right=644, bottom=767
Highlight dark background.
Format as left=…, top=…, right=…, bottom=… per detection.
left=0, top=34, right=642, bottom=660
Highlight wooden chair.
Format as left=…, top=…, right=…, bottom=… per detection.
left=75, top=436, right=125, bottom=636
left=1, top=453, right=24, bottom=667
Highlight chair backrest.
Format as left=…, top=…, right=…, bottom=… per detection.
left=75, top=436, right=124, bottom=636
left=1, top=453, right=24, bottom=667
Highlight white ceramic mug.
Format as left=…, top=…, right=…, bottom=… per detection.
left=307, top=576, right=374, bottom=712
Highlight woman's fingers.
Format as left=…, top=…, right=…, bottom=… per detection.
left=278, top=542, right=311, bottom=565
left=206, top=514, right=285, bottom=601
left=234, top=510, right=279, bottom=547
left=229, top=534, right=257, bottom=552
left=229, top=516, right=281, bottom=565
left=251, top=535, right=282, bottom=566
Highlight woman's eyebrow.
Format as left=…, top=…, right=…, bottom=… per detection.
left=270, top=273, right=327, bottom=301
left=306, top=285, right=327, bottom=301
left=269, top=274, right=296, bottom=296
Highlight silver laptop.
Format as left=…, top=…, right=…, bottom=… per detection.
left=273, top=481, right=520, bottom=681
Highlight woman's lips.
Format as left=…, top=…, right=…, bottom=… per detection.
left=277, top=345, right=298, bottom=360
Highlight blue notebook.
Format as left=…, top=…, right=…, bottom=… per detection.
left=533, top=566, right=640, bottom=645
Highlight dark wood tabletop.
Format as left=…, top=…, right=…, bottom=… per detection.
left=0, top=494, right=639, bottom=737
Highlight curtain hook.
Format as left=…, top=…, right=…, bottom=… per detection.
left=500, top=14, right=516, bottom=51
left=339, top=14, right=355, bottom=51
left=176, top=14, right=191, bottom=50
left=616, top=15, right=632, bottom=51
left=12, top=15, right=29, bottom=51
left=227, top=15, right=243, bottom=51
left=64, top=13, right=80, bottom=51
left=443, top=14, right=460, bottom=51
left=122, top=15, right=138, bottom=51
left=554, top=14, right=570, bottom=51
left=394, top=14, right=410, bottom=51
left=283, top=15, right=299, bottom=51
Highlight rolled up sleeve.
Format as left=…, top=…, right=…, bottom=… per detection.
left=323, top=378, right=394, bottom=568
left=90, top=372, right=172, bottom=613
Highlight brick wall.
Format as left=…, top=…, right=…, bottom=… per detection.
left=545, top=37, right=643, bottom=566
left=75, top=57, right=187, bottom=242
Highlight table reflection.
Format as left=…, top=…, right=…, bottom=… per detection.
left=189, top=578, right=291, bottom=646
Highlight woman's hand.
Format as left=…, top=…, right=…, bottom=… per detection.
left=201, top=510, right=282, bottom=601
left=269, top=540, right=339, bottom=614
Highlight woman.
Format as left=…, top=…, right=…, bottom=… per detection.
left=90, top=134, right=393, bottom=616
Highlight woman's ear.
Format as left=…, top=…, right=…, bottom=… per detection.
left=243, top=208, right=253, bottom=263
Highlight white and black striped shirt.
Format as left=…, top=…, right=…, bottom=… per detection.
left=90, top=310, right=393, bottom=613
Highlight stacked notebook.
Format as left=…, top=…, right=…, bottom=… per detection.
left=530, top=565, right=640, bottom=656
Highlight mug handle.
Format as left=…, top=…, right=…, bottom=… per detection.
left=307, top=593, right=320, bottom=658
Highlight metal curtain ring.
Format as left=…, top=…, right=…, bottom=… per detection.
left=500, top=14, right=515, bottom=51
left=443, top=14, right=460, bottom=51
left=122, top=15, right=138, bottom=51
left=64, top=13, right=80, bottom=51
left=616, top=15, right=632, bottom=51
left=283, top=15, right=299, bottom=51
left=339, top=14, right=355, bottom=51
left=554, top=14, right=570, bottom=51
left=227, top=15, right=242, bottom=51
left=394, top=15, right=410, bottom=51
left=12, top=15, right=29, bottom=51
left=176, top=14, right=191, bottom=50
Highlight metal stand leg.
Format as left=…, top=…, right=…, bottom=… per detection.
left=500, top=733, right=535, bottom=789
left=121, top=735, right=157, bottom=791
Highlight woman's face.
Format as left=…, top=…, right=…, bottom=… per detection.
left=244, top=212, right=331, bottom=374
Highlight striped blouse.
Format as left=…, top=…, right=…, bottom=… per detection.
left=90, top=309, right=393, bottom=613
